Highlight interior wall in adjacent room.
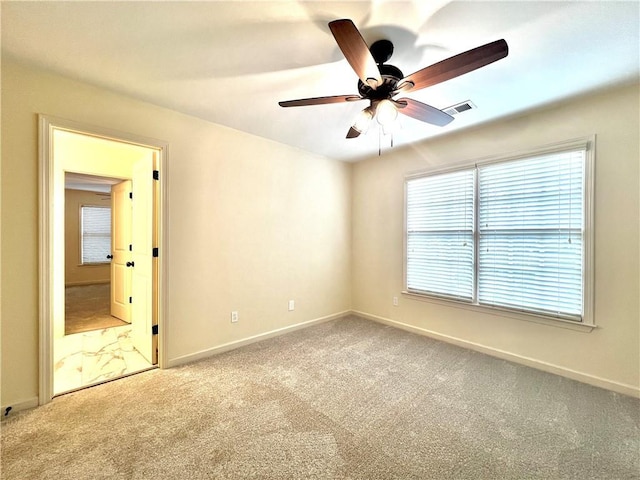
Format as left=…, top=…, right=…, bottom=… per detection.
left=64, top=189, right=111, bottom=286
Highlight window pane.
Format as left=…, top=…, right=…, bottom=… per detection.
left=479, top=152, right=583, bottom=230
left=478, top=233, right=583, bottom=316
left=406, top=169, right=474, bottom=300
left=407, top=232, right=474, bottom=299
left=81, top=206, right=111, bottom=264
left=478, top=150, right=584, bottom=319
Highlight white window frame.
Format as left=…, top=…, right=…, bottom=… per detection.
left=403, top=137, right=595, bottom=329
left=79, top=204, right=112, bottom=265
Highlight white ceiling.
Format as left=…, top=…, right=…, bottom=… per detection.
left=2, top=1, right=639, bottom=162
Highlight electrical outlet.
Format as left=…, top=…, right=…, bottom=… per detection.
left=393, top=296, right=398, bottom=306
left=288, top=300, right=295, bottom=311
left=231, top=311, right=239, bottom=323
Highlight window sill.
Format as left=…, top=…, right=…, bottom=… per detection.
left=401, top=291, right=597, bottom=332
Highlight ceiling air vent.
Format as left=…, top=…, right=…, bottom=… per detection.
left=443, top=100, right=476, bottom=116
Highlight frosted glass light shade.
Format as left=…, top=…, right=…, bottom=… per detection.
left=353, top=106, right=374, bottom=133
left=376, top=99, right=398, bottom=126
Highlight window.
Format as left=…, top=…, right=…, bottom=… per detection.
left=80, top=206, right=111, bottom=264
left=405, top=138, right=594, bottom=324
left=406, top=169, right=475, bottom=301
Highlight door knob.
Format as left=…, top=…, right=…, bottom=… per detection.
left=126, top=261, right=135, bottom=267
left=106, top=255, right=113, bottom=259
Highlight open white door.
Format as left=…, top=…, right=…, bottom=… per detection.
left=131, top=153, right=155, bottom=364
left=110, top=180, right=132, bottom=322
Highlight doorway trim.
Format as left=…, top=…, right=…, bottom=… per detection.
left=38, top=114, right=169, bottom=405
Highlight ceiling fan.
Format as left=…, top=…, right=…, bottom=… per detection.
left=279, top=19, right=508, bottom=138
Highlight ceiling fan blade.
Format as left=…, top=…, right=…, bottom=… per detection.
left=329, top=19, right=382, bottom=89
left=396, top=39, right=508, bottom=93
left=394, top=98, right=454, bottom=127
left=279, top=95, right=363, bottom=107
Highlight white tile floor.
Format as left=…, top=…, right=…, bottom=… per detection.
left=54, top=325, right=153, bottom=395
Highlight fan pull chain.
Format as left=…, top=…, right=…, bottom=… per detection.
left=377, top=126, right=395, bottom=156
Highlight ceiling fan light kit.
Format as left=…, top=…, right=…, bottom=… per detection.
left=375, top=99, right=399, bottom=127
left=351, top=106, right=375, bottom=135
left=279, top=18, right=508, bottom=148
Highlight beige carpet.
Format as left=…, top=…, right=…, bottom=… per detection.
left=65, top=284, right=128, bottom=335
left=2, top=315, right=639, bottom=479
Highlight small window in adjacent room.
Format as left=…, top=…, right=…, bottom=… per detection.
left=80, top=205, right=111, bottom=264
left=404, top=138, right=594, bottom=325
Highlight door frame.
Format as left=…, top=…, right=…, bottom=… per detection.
left=38, top=114, right=169, bottom=405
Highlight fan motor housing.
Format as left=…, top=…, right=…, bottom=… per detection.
left=358, top=63, right=404, bottom=100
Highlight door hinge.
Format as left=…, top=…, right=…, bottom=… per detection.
left=129, top=296, right=132, bottom=304
left=152, top=247, right=159, bottom=257
left=152, top=325, right=159, bottom=335
left=129, top=192, right=133, bottom=199
left=129, top=244, right=132, bottom=251
left=153, top=170, right=159, bottom=181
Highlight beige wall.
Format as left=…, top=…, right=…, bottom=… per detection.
left=352, top=83, right=640, bottom=395
left=64, top=189, right=111, bottom=286
left=1, top=60, right=352, bottom=407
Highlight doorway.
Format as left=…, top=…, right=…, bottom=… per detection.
left=64, top=173, right=125, bottom=335
left=39, top=116, right=167, bottom=404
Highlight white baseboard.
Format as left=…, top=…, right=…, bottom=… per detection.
left=354, top=310, right=640, bottom=399
left=1, top=396, right=39, bottom=419
left=167, top=311, right=350, bottom=368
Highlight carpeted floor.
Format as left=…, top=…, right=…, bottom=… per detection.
left=2, top=315, right=639, bottom=479
left=65, top=283, right=128, bottom=335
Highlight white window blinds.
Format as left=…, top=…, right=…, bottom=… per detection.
left=406, top=169, right=475, bottom=300
left=405, top=141, right=590, bottom=324
left=478, top=151, right=584, bottom=319
left=81, top=206, right=111, bottom=264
